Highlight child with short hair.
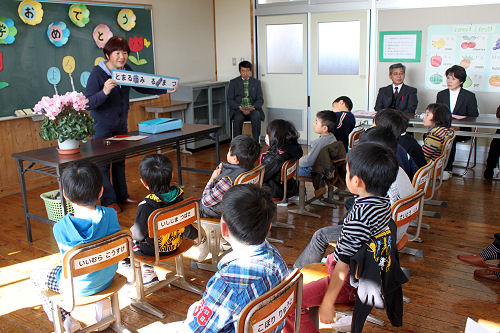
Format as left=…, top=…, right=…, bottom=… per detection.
left=31, top=161, right=121, bottom=333
left=260, top=119, right=303, bottom=203
left=166, top=184, right=288, bottom=332
left=200, top=135, right=260, bottom=219
left=298, top=110, right=337, bottom=177
left=332, top=96, right=356, bottom=151
left=422, top=103, right=454, bottom=163
left=128, top=154, right=198, bottom=285
left=286, top=142, right=399, bottom=333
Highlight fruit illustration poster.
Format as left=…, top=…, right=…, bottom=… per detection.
left=426, top=24, right=500, bottom=92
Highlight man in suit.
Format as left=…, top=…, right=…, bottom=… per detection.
left=375, top=63, right=418, bottom=114
left=227, top=61, right=264, bottom=142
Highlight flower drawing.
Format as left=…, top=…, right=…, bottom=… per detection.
left=93, top=24, right=113, bottom=48
left=0, top=17, right=18, bottom=45
left=18, top=0, right=43, bottom=26
left=117, top=8, right=136, bottom=31
left=47, top=21, right=70, bottom=47
left=0, top=52, right=8, bottom=90
left=68, top=3, right=90, bottom=28
left=128, top=36, right=148, bottom=65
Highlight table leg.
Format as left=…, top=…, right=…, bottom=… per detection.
left=17, top=159, right=32, bottom=243
left=176, top=141, right=183, bottom=186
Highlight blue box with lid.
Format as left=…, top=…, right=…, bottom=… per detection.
left=138, top=118, right=183, bottom=134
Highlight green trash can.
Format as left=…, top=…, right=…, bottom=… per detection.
left=40, top=190, right=74, bottom=222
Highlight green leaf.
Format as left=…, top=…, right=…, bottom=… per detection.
left=128, top=55, right=139, bottom=65
left=137, top=58, right=148, bottom=65
left=0, top=82, right=8, bottom=90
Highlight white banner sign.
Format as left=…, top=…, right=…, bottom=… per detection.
left=252, top=291, right=294, bottom=332
left=158, top=207, right=195, bottom=231
left=112, top=69, right=179, bottom=90
left=74, top=243, right=127, bottom=269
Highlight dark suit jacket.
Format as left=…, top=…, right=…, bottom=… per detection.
left=374, top=84, right=418, bottom=114
left=227, top=76, right=264, bottom=120
left=436, top=88, right=478, bottom=117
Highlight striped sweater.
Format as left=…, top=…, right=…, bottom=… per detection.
left=333, top=196, right=392, bottom=264
left=422, top=126, right=454, bottom=162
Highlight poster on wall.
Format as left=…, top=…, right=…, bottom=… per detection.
left=426, top=23, right=500, bottom=92
left=379, top=31, right=422, bottom=62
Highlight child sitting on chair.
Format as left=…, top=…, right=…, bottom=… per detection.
left=31, top=161, right=121, bottom=333
left=128, top=154, right=199, bottom=285
left=200, top=135, right=260, bottom=220
left=422, top=103, right=454, bottom=163
left=298, top=111, right=337, bottom=178
left=332, top=96, right=356, bottom=152
left=260, top=119, right=303, bottom=205
left=167, top=184, right=288, bottom=332
left=285, top=142, right=399, bottom=333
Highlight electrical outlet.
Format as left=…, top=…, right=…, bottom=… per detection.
left=232, top=57, right=237, bottom=66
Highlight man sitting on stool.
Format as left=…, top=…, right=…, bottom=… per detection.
left=375, top=63, right=418, bottom=115
left=227, top=61, right=264, bottom=142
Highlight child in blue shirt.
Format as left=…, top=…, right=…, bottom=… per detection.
left=31, top=161, right=120, bottom=332
left=165, top=184, right=288, bottom=332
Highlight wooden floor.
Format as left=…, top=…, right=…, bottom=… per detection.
left=0, top=142, right=499, bottom=332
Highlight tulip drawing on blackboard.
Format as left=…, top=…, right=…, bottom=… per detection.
left=128, top=36, right=147, bottom=66
left=0, top=52, right=9, bottom=91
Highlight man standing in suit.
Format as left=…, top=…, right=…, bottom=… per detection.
left=227, top=61, right=264, bottom=142
left=375, top=63, right=418, bottom=114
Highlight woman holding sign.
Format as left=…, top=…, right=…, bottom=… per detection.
left=85, top=36, right=176, bottom=213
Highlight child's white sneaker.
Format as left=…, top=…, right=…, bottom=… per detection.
left=276, top=199, right=289, bottom=207
left=142, top=265, right=159, bottom=286
left=442, top=171, right=452, bottom=181
left=95, top=299, right=112, bottom=331
left=330, top=315, right=352, bottom=332
left=63, top=315, right=82, bottom=333
left=197, top=236, right=210, bottom=262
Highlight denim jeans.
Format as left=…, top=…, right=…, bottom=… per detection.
left=293, top=225, right=343, bottom=269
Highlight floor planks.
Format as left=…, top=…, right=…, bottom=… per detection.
left=0, top=142, right=499, bottom=332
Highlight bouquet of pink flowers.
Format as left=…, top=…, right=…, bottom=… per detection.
left=34, top=92, right=95, bottom=142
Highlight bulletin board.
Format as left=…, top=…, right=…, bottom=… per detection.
left=0, top=0, right=155, bottom=118
left=425, top=23, right=500, bottom=92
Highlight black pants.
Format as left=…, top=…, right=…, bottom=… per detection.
left=232, top=110, right=261, bottom=142
left=485, top=130, right=500, bottom=171
left=445, top=127, right=472, bottom=171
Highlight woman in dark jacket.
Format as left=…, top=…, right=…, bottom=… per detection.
left=260, top=119, right=303, bottom=201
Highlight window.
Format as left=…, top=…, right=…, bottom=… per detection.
left=266, top=23, right=303, bottom=73
left=318, top=21, right=360, bottom=75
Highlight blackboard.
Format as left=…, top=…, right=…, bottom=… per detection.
left=0, top=0, right=155, bottom=118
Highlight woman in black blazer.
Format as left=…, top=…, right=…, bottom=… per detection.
left=436, top=65, right=478, bottom=176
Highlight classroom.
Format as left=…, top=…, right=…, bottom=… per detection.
left=0, top=0, right=499, bottom=332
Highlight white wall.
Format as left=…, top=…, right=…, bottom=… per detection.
left=106, top=0, right=216, bottom=83
left=214, top=0, right=253, bottom=81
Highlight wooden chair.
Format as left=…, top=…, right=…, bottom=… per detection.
left=348, top=127, right=365, bottom=150
left=196, top=164, right=266, bottom=271
left=42, top=230, right=134, bottom=333
left=301, top=263, right=385, bottom=330
left=272, top=159, right=298, bottom=230
left=408, top=161, right=434, bottom=241
left=392, top=189, right=425, bottom=258
left=132, top=198, right=204, bottom=318
left=236, top=268, right=303, bottom=333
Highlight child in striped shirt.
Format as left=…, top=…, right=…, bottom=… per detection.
left=285, top=142, right=399, bottom=333
left=422, top=103, right=454, bottom=162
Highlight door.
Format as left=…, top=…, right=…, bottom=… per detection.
left=309, top=11, right=369, bottom=142
left=257, top=14, right=309, bottom=143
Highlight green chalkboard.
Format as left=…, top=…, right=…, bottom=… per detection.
left=0, top=0, right=155, bottom=118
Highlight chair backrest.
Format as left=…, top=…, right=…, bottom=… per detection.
left=147, top=197, right=201, bottom=263
left=412, top=160, right=434, bottom=194
left=62, top=230, right=134, bottom=310
left=427, top=153, right=446, bottom=200
left=278, top=159, right=298, bottom=202
left=391, top=189, right=424, bottom=250
left=235, top=164, right=265, bottom=186
left=348, top=127, right=365, bottom=150
left=436, top=133, right=455, bottom=190
left=237, top=268, right=303, bottom=333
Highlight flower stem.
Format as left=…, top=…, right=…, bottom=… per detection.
left=137, top=52, right=140, bottom=60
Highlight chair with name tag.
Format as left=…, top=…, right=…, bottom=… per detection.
left=195, top=165, right=266, bottom=272
left=132, top=197, right=204, bottom=318
left=236, top=268, right=303, bottom=333
left=42, top=230, right=135, bottom=333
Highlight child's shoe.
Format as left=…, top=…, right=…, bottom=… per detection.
left=276, top=199, right=289, bottom=207
left=63, top=315, right=82, bottom=333
left=197, top=236, right=210, bottom=262
left=330, top=315, right=352, bottom=332
left=442, top=171, right=452, bottom=181
left=142, top=265, right=159, bottom=286
left=95, top=299, right=112, bottom=331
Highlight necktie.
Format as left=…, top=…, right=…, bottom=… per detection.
left=394, top=86, right=399, bottom=98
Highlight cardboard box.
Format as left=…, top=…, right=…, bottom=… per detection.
left=138, top=118, right=183, bottom=134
